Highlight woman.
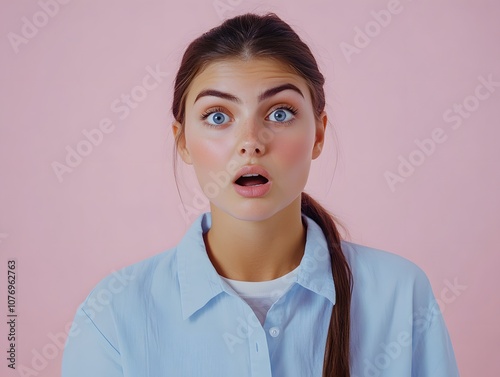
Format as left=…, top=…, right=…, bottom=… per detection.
left=62, top=12, right=459, bottom=377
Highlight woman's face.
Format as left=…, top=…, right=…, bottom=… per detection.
left=173, top=58, right=327, bottom=221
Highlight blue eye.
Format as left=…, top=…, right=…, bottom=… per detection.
left=208, top=112, right=228, bottom=125
left=268, top=106, right=297, bottom=123
left=200, top=108, right=230, bottom=127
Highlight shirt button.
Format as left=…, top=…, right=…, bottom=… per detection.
left=269, top=327, right=280, bottom=337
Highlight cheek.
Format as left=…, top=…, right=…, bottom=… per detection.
left=186, top=130, right=232, bottom=171
left=273, top=132, right=313, bottom=167
left=271, top=130, right=314, bottom=190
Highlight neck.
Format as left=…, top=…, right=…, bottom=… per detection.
left=203, top=196, right=306, bottom=282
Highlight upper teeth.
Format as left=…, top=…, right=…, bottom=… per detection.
left=242, top=174, right=259, bottom=177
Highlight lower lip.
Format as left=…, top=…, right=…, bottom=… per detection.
left=232, top=181, right=272, bottom=198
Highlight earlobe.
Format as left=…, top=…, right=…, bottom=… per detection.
left=312, top=111, right=327, bottom=159
left=172, top=121, right=192, bottom=164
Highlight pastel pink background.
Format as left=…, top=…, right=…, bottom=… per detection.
left=1, top=0, right=499, bottom=376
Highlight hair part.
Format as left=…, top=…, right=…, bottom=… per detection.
left=171, top=12, right=353, bottom=376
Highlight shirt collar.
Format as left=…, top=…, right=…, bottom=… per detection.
left=176, top=211, right=336, bottom=320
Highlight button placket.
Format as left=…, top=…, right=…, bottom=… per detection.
left=264, top=289, right=286, bottom=329
left=239, top=307, right=272, bottom=377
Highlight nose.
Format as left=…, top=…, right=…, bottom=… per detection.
left=237, top=121, right=266, bottom=157
left=238, top=139, right=265, bottom=156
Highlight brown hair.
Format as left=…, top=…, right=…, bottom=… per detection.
left=170, top=12, right=353, bottom=376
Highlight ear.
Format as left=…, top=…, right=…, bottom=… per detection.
left=172, top=121, right=192, bottom=165
left=312, top=111, right=327, bottom=160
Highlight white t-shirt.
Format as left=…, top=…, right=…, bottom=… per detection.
left=220, top=265, right=300, bottom=325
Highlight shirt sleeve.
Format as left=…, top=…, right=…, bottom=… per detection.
left=61, top=304, right=123, bottom=377
left=411, top=275, right=460, bottom=377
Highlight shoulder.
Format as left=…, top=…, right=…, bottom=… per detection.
left=341, top=240, right=428, bottom=278
left=341, top=240, right=439, bottom=332
left=341, top=240, right=432, bottom=292
left=340, top=241, right=460, bottom=375
left=79, top=245, right=179, bottom=323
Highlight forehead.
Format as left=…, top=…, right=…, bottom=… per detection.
left=186, top=58, right=310, bottom=103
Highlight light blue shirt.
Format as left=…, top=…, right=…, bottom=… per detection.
left=62, top=211, right=459, bottom=376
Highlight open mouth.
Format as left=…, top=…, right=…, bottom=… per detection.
left=234, top=174, right=269, bottom=186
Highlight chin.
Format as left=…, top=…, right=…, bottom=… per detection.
left=217, top=195, right=299, bottom=222
left=222, top=205, right=279, bottom=222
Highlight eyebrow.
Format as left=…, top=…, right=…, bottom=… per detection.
left=193, top=83, right=304, bottom=104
